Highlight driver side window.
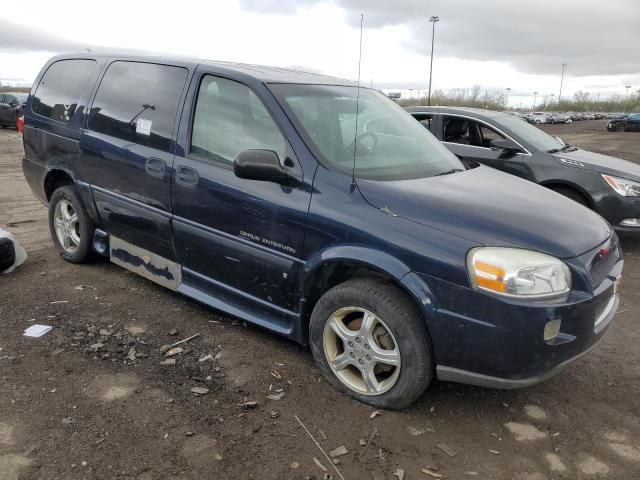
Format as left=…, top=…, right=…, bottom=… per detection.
left=443, top=116, right=506, bottom=148
left=191, top=75, right=286, bottom=164
left=479, top=125, right=506, bottom=147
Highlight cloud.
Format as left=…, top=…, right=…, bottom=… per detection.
left=0, top=19, right=90, bottom=53
left=239, top=0, right=640, bottom=77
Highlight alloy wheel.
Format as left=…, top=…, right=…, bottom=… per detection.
left=53, top=199, right=81, bottom=254
left=322, top=307, right=401, bottom=395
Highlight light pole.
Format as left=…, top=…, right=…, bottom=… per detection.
left=624, top=85, right=631, bottom=113
left=533, top=91, right=539, bottom=110
left=550, top=94, right=555, bottom=110
left=505, top=87, right=511, bottom=108
left=558, top=63, right=567, bottom=108
left=427, top=15, right=440, bottom=106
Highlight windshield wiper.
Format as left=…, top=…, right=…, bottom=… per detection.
left=548, top=144, right=578, bottom=154
left=436, top=168, right=464, bottom=176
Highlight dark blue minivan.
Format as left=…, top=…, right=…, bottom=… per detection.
left=22, top=54, right=622, bottom=408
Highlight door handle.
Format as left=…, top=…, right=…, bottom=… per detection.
left=145, top=157, right=166, bottom=178
left=176, top=165, right=199, bottom=187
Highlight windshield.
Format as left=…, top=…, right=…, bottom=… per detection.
left=15, top=93, right=28, bottom=103
left=271, top=84, right=463, bottom=180
left=493, top=114, right=564, bottom=152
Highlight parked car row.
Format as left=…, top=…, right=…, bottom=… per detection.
left=516, top=111, right=625, bottom=124
left=20, top=53, right=624, bottom=409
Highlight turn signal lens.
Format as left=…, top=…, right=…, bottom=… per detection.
left=467, top=248, right=572, bottom=299
left=474, top=261, right=507, bottom=292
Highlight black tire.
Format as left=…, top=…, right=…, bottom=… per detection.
left=309, top=278, right=433, bottom=409
left=48, top=185, right=96, bottom=263
left=0, top=238, right=16, bottom=272
left=552, top=186, right=590, bottom=208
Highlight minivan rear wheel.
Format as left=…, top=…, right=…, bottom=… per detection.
left=48, top=185, right=96, bottom=263
left=309, top=278, right=433, bottom=409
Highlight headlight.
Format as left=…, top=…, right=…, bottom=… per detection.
left=602, top=174, right=640, bottom=197
left=467, top=247, right=572, bottom=299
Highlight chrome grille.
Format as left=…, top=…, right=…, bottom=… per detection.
left=589, top=237, right=619, bottom=288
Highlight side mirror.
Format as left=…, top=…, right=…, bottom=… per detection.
left=490, top=138, right=522, bottom=153
left=9, top=101, right=18, bottom=107
left=234, top=149, right=301, bottom=186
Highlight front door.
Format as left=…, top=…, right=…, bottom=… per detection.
left=441, top=115, right=527, bottom=178
left=171, top=73, right=311, bottom=311
left=79, top=61, right=190, bottom=259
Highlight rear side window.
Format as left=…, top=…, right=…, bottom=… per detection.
left=190, top=75, right=286, bottom=163
left=31, top=59, right=96, bottom=123
left=89, top=61, right=188, bottom=152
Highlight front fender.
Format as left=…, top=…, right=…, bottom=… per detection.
left=301, top=245, right=438, bottom=342
left=303, top=245, right=412, bottom=286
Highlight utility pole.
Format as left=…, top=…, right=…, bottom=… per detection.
left=427, top=16, right=439, bottom=106
left=558, top=63, right=567, bottom=109
left=533, top=91, right=539, bottom=110
left=624, top=85, right=631, bottom=113
left=505, top=87, right=511, bottom=108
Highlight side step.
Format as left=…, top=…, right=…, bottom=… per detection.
left=109, top=236, right=181, bottom=291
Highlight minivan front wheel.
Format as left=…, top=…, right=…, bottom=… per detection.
left=310, top=278, right=433, bottom=409
left=48, top=186, right=96, bottom=263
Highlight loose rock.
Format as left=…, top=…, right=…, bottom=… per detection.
left=436, top=443, right=458, bottom=457
left=422, top=468, right=443, bottom=478
left=313, top=457, right=327, bottom=472
left=329, top=445, right=348, bottom=458
left=190, top=387, right=210, bottom=396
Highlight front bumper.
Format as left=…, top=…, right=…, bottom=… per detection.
left=412, top=244, right=623, bottom=389
left=436, top=290, right=618, bottom=389
left=593, top=188, right=640, bottom=232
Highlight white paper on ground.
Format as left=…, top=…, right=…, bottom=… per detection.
left=24, top=325, right=52, bottom=338
left=0, top=228, right=27, bottom=274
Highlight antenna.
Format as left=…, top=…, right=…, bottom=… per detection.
left=351, top=13, right=364, bottom=185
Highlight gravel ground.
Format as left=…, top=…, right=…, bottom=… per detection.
left=1, top=120, right=639, bottom=480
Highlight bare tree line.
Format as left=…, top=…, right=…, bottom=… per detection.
left=399, top=86, right=640, bottom=112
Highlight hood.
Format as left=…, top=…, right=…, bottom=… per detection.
left=357, top=166, right=611, bottom=259
left=555, top=149, right=640, bottom=181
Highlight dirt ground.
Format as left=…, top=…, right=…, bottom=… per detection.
left=1, top=120, right=639, bottom=480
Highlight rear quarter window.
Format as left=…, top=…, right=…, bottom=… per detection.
left=88, top=61, right=188, bottom=152
left=31, top=59, right=96, bottom=123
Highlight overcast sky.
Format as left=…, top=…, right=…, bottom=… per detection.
left=1, top=0, right=638, bottom=106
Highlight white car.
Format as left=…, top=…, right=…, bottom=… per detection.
left=528, top=112, right=551, bottom=124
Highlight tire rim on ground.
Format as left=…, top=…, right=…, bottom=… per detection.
left=53, top=199, right=81, bottom=253
left=323, top=307, right=401, bottom=396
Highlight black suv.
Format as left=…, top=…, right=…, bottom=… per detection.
left=607, top=113, right=640, bottom=132
left=0, top=92, right=27, bottom=129
left=21, top=54, right=622, bottom=408
left=408, top=106, right=640, bottom=232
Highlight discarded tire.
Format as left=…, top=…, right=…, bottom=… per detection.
left=0, top=237, right=16, bottom=273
